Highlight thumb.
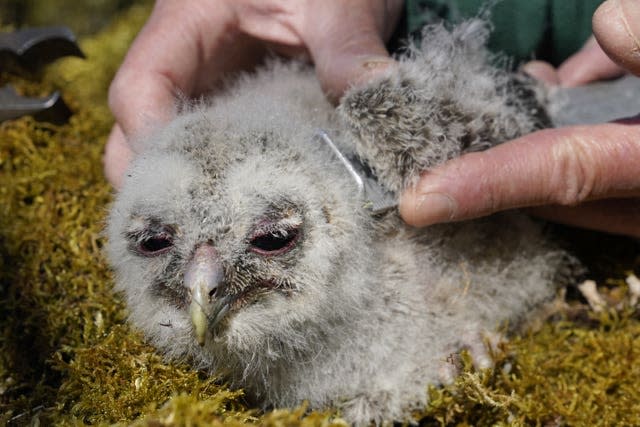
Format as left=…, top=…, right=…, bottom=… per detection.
left=303, top=0, right=400, bottom=102
left=593, top=0, right=640, bottom=76
left=399, top=122, right=640, bottom=227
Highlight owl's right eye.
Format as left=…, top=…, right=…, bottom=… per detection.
left=127, top=222, right=176, bottom=257
left=138, top=234, right=173, bottom=256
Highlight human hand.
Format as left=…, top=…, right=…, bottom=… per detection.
left=105, top=0, right=402, bottom=187
left=400, top=0, right=640, bottom=238
left=522, top=0, right=631, bottom=87
left=522, top=35, right=626, bottom=87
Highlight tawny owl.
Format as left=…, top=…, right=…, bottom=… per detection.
left=106, top=21, right=576, bottom=424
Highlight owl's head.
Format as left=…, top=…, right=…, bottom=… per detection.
left=106, top=104, right=375, bottom=367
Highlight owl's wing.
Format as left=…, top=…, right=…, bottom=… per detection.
left=338, top=19, right=549, bottom=193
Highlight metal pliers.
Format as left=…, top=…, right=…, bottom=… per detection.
left=0, top=26, right=84, bottom=124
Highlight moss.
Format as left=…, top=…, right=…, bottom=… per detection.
left=411, top=307, right=640, bottom=426
left=506, top=314, right=640, bottom=425
left=1, top=2, right=639, bottom=426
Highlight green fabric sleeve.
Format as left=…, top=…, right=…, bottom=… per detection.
left=405, top=0, right=604, bottom=66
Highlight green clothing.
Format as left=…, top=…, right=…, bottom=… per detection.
left=405, top=0, right=604, bottom=65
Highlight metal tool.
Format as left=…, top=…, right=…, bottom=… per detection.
left=316, top=130, right=397, bottom=215
left=0, top=85, right=71, bottom=124
left=552, top=74, right=640, bottom=127
left=0, top=26, right=84, bottom=124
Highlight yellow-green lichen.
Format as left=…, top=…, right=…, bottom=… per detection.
left=1, top=2, right=639, bottom=426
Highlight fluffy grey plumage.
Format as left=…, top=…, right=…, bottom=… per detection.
left=340, top=20, right=550, bottom=192
left=106, top=21, right=572, bottom=425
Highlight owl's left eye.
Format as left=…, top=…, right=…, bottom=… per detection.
left=249, top=227, right=300, bottom=256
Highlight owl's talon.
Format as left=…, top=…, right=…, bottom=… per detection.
left=461, top=328, right=504, bottom=371
left=438, top=353, right=462, bottom=385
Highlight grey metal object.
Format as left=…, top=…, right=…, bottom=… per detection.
left=0, top=85, right=71, bottom=124
left=0, top=26, right=84, bottom=124
left=316, top=130, right=397, bottom=215
left=552, top=75, right=640, bottom=127
left=0, top=26, right=84, bottom=70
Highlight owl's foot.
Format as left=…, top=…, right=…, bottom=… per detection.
left=438, top=328, right=504, bottom=384
left=339, top=389, right=418, bottom=427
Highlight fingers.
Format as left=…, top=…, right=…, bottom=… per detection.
left=106, top=1, right=215, bottom=187
left=108, top=1, right=212, bottom=139
left=303, top=0, right=402, bottom=102
left=556, top=36, right=625, bottom=86
left=106, top=0, right=264, bottom=186
left=399, top=122, right=640, bottom=231
left=104, top=125, right=134, bottom=188
left=593, top=0, right=640, bottom=76
left=522, top=38, right=625, bottom=88
left=224, top=0, right=402, bottom=101
left=530, top=198, right=640, bottom=238
left=521, top=60, right=560, bottom=85
left=108, top=1, right=266, bottom=140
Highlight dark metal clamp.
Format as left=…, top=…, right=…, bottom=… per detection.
left=0, top=26, right=85, bottom=124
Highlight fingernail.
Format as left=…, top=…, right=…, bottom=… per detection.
left=361, top=56, right=396, bottom=70
left=520, top=60, right=560, bottom=86
left=354, top=56, right=397, bottom=83
left=414, top=192, right=457, bottom=226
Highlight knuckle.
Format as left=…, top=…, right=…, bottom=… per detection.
left=550, top=138, right=597, bottom=206
left=107, top=71, right=130, bottom=114
left=468, top=153, right=502, bottom=216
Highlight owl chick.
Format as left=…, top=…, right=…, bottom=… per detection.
left=107, top=21, right=572, bottom=425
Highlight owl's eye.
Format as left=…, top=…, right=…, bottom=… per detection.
left=128, top=222, right=175, bottom=257
left=249, top=227, right=300, bottom=256
left=139, top=234, right=173, bottom=256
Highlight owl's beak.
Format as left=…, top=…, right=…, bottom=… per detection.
left=184, top=244, right=227, bottom=346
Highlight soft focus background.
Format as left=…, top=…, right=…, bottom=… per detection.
left=1, top=1, right=639, bottom=425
